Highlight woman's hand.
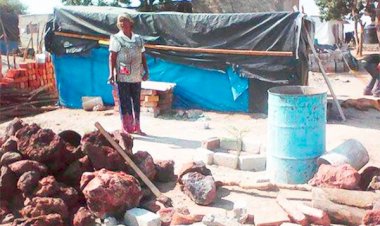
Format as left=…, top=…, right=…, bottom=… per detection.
left=142, top=71, right=149, bottom=81
left=108, top=74, right=115, bottom=85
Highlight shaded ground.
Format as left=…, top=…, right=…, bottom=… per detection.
left=0, top=71, right=379, bottom=222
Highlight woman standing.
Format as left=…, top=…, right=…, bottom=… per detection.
left=109, top=13, right=149, bottom=135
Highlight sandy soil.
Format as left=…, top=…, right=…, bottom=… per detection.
left=0, top=71, right=379, bottom=223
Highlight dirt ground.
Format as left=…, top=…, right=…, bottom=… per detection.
left=0, top=71, right=379, bottom=223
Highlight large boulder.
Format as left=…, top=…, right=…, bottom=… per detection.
left=0, top=166, right=17, bottom=201
left=9, top=160, right=48, bottom=176
left=155, top=160, right=175, bottom=182
left=133, top=151, right=156, bottom=181
left=17, top=171, right=41, bottom=194
left=72, top=207, right=96, bottom=226
left=0, top=152, right=22, bottom=166
left=112, top=130, right=133, bottom=155
left=5, top=118, right=25, bottom=138
left=55, top=186, right=80, bottom=209
left=58, top=130, right=82, bottom=147
left=15, top=123, right=41, bottom=151
left=359, top=166, right=380, bottom=191
left=363, top=210, right=380, bottom=225
left=309, top=164, right=361, bottom=190
left=80, top=169, right=143, bottom=218
left=61, top=156, right=93, bottom=189
left=0, top=136, right=18, bottom=158
left=0, top=201, right=10, bottom=222
left=20, top=197, right=69, bottom=220
left=178, top=161, right=212, bottom=180
left=83, top=143, right=128, bottom=172
left=33, top=176, right=61, bottom=197
left=13, top=213, right=64, bottom=226
left=81, top=131, right=112, bottom=147
left=180, top=172, right=217, bottom=205
left=18, top=129, right=66, bottom=172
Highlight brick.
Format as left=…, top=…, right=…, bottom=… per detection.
left=295, top=203, right=330, bottom=226
left=193, top=148, right=214, bottom=165
left=141, top=89, right=157, bottom=96
left=141, top=101, right=158, bottom=107
left=141, top=111, right=159, bottom=118
left=213, top=152, right=238, bottom=169
left=220, top=137, right=241, bottom=151
left=238, top=154, right=266, bottom=171
left=124, top=208, right=161, bottom=226
left=277, top=196, right=308, bottom=226
left=145, top=95, right=159, bottom=102
left=241, top=137, right=261, bottom=154
left=201, top=137, right=220, bottom=150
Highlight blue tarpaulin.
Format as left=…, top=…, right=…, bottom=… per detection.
left=0, top=40, right=18, bottom=54
left=53, top=46, right=248, bottom=112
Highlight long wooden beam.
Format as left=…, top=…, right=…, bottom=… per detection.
left=55, top=31, right=293, bottom=57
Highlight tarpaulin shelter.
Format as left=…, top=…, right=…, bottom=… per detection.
left=0, top=10, right=19, bottom=54
left=45, top=6, right=311, bottom=113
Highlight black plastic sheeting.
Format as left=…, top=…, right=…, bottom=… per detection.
left=0, top=10, right=19, bottom=41
left=46, top=6, right=311, bottom=112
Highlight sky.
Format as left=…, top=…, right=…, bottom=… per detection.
left=20, top=0, right=63, bottom=14
left=19, top=0, right=142, bottom=14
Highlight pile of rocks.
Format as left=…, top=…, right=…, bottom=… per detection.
left=0, top=118, right=175, bottom=226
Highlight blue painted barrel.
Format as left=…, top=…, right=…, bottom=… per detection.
left=267, top=86, right=327, bottom=184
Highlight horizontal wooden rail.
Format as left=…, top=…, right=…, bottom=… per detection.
left=55, top=31, right=293, bottom=57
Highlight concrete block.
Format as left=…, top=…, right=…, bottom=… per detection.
left=124, top=208, right=161, bottom=226
left=193, top=148, right=214, bottom=165
left=201, top=137, right=220, bottom=150
left=104, top=217, right=118, bottom=226
left=241, top=137, right=261, bottom=154
left=238, top=154, right=266, bottom=171
left=213, top=152, right=238, bottom=169
left=220, top=137, right=241, bottom=151
left=335, top=62, right=345, bottom=73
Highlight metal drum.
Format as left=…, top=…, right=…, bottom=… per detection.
left=267, top=86, right=327, bottom=184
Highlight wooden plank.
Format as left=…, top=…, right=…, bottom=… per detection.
left=55, top=31, right=294, bottom=57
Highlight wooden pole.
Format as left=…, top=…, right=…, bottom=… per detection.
left=55, top=31, right=293, bottom=57
left=305, top=29, right=346, bottom=121
left=94, top=122, right=164, bottom=199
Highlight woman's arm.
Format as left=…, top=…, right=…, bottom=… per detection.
left=109, top=51, right=117, bottom=84
left=142, top=53, right=149, bottom=81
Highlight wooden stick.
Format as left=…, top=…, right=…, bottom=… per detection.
left=94, top=122, right=163, bottom=198
left=305, top=28, right=346, bottom=121
left=144, top=44, right=294, bottom=57
left=217, top=180, right=312, bottom=191
left=55, top=31, right=293, bottom=57
left=312, top=188, right=366, bottom=225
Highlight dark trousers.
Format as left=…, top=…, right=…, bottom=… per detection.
left=117, top=82, right=141, bottom=121
left=363, top=61, right=380, bottom=89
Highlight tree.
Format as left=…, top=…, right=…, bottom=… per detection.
left=0, top=0, right=27, bottom=14
left=61, top=0, right=130, bottom=6
left=316, top=0, right=379, bottom=57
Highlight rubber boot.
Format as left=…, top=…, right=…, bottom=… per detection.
left=373, top=80, right=380, bottom=98
left=121, top=114, right=133, bottom=134
left=133, top=120, right=146, bottom=136
left=364, top=78, right=377, bottom=95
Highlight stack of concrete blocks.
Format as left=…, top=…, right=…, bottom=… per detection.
left=194, top=136, right=266, bottom=171
left=113, top=88, right=174, bottom=118
left=308, top=51, right=349, bottom=73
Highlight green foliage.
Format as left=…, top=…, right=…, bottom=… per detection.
left=61, top=0, right=131, bottom=6
left=315, top=0, right=376, bottom=21
left=0, top=0, right=27, bottom=14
